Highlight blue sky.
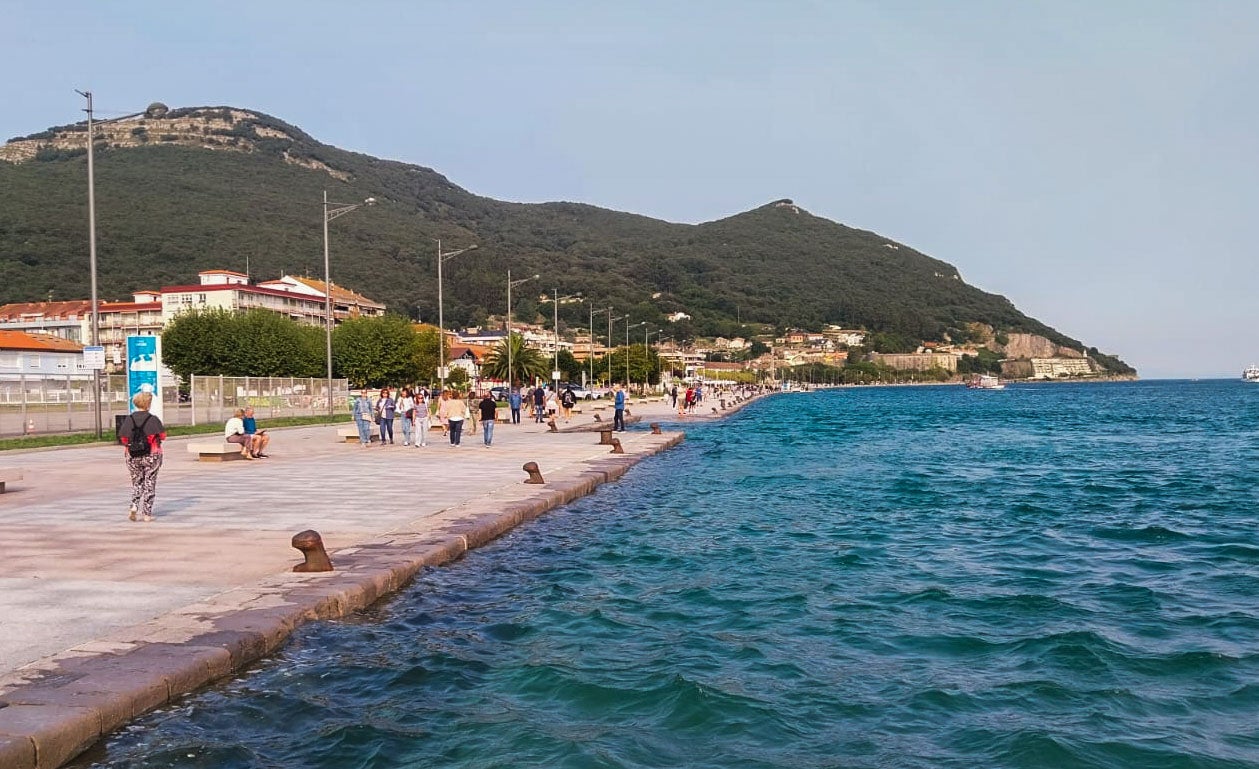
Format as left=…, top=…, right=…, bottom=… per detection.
left=3, top=1, right=1256, bottom=378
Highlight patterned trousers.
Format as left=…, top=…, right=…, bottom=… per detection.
left=126, top=453, right=163, bottom=518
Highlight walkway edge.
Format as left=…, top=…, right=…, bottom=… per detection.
left=0, top=432, right=685, bottom=769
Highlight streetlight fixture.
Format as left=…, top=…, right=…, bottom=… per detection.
left=436, top=240, right=477, bottom=392
left=505, top=270, right=538, bottom=389
left=644, top=327, right=659, bottom=391
left=322, top=191, right=375, bottom=415
left=626, top=321, right=645, bottom=389
left=541, top=289, right=580, bottom=386
left=609, top=314, right=624, bottom=388
left=75, top=89, right=102, bottom=437
left=591, top=305, right=611, bottom=387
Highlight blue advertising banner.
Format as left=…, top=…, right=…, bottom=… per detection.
left=126, top=335, right=163, bottom=420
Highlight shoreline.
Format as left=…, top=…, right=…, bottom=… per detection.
left=0, top=393, right=768, bottom=769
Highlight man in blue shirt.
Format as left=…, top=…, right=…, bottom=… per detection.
left=243, top=406, right=270, bottom=458
left=613, top=383, right=627, bottom=432
left=508, top=387, right=523, bottom=424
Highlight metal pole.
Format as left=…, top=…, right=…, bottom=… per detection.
left=437, top=239, right=445, bottom=392
left=79, top=90, right=102, bottom=438
left=322, top=190, right=334, bottom=418
left=625, top=320, right=630, bottom=388
left=507, top=269, right=513, bottom=389
left=589, top=304, right=594, bottom=386
left=607, top=309, right=613, bottom=387
left=553, top=288, right=559, bottom=377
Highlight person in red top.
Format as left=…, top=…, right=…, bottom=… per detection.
left=117, top=391, right=166, bottom=522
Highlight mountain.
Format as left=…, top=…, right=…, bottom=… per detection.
left=0, top=104, right=1132, bottom=372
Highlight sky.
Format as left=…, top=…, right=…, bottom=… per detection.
left=2, top=0, right=1256, bottom=379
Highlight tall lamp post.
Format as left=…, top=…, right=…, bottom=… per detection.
left=505, top=270, right=538, bottom=388
left=541, top=289, right=580, bottom=386
left=644, top=327, right=659, bottom=391
left=609, top=314, right=624, bottom=389
left=591, top=305, right=611, bottom=387
left=75, top=89, right=102, bottom=437
left=436, top=240, right=477, bottom=392
left=322, top=191, right=375, bottom=416
left=626, top=321, right=645, bottom=389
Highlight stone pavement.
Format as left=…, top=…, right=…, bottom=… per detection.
left=0, top=392, right=773, bottom=769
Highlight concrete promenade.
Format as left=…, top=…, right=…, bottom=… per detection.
left=0, top=393, right=756, bottom=769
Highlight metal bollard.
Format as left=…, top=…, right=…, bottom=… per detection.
left=523, top=461, right=545, bottom=484
left=598, top=428, right=614, bottom=445
left=292, top=529, right=334, bottom=572
left=609, top=438, right=625, bottom=454
left=547, top=420, right=558, bottom=433
left=650, top=423, right=661, bottom=435
left=593, top=413, right=602, bottom=422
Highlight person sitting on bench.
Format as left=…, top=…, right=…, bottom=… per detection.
left=243, top=406, right=269, bottom=458
left=224, top=409, right=254, bottom=459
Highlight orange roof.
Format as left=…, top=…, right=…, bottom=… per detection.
left=283, top=276, right=385, bottom=308
left=0, top=300, right=92, bottom=321
left=198, top=269, right=249, bottom=277
left=0, top=330, right=85, bottom=352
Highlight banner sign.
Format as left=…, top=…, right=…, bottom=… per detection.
left=126, top=335, right=163, bottom=420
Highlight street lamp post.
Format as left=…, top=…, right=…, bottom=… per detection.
left=541, top=289, right=580, bottom=386
left=609, top=314, right=624, bottom=389
left=75, top=89, right=102, bottom=438
left=436, top=240, right=478, bottom=392
left=506, top=270, right=538, bottom=388
left=626, top=321, right=645, bottom=390
left=322, top=191, right=375, bottom=415
left=591, top=305, right=611, bottom=387
left=644, top=327, right=658, bottom=392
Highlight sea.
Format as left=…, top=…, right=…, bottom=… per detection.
left=76, top=380, right=1259, bottom=769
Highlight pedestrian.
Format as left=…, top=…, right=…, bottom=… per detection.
left=560, top=386, right=576, bottom=422
left=352, top=388, right=374, bottom=447
left=613, top=383, right=627, bottom=432
left=397, top=387, right=416, bottom=446
left=533, top=385, right=546, bottom=423
left=376, top=387, right=396, bottom=445
left=546, top=388, right=559, bottom=422
left=508, top=387, right=523, bottom=424
left=479, top=390, right=498, bottom=447
left=670, top=385, right=678, bottom=409
left=413, top=387, right=431, bottom=447
left=445, top=390, right=469, bottom=446
left=118, top=391, right=165, bottom=522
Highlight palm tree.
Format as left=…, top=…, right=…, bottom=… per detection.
left=480, top=332, right=548, bottom=386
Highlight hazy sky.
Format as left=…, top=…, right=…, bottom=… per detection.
left=3, top=1, right=1256, bottom=378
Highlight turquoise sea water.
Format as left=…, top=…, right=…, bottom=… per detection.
left=79, top=381, right=1259, bottom=768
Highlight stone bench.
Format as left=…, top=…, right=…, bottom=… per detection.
left=337, top=426, right=378, bottom=443
left=0, top=467, right=22, bottom=493
left=187, top=441, right=248, bottom=462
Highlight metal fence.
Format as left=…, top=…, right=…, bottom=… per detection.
left=0, top=375, right=349, bottom=438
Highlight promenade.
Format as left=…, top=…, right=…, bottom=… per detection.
left=0, top=395, right=737, bottom=769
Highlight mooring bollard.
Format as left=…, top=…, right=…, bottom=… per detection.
left=292, top=529, right=334, bottom=572
left=609, top=438, right=625, bottom=454
left=593, top=413, right=602, bottom=422
left=650, top=422, right=661, bottom=435
left=547, top=420, right=558, bottom=433
left=523, top=461, right=545, bottom=484
left=720, top=399, right=727, bottom=409
left=711, top=407, right=719, bottom=415
left=598, top=428, right=614, bottom=445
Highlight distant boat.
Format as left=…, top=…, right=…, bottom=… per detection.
left=1244, top=365, right=1259, bottom=383
left=966, top=374, right=1006, bottom=390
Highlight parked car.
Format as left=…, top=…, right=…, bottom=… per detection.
left=490, top=386, right=510, bottom=401
left=558, top=383, right=594, bottom=400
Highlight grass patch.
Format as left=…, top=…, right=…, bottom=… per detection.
left=0, top=414, right=347, bottom=452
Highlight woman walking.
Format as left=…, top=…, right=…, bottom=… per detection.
left=413, top=388, right=431, bottom=447
left=118, top=391, right=166, bottom=522
left=352, top=388, right=374, bottom=447
left=376, top=387, right=396, bottom=445
left=445, top=391, right=469, bottom=446
left=397, top=387, right=416, bottom=446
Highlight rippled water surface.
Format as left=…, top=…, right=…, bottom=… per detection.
left=80, top=381, right=1259, bottom=768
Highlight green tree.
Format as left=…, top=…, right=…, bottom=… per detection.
left=332, top=315, right=420, bottom=388
left=228, top=309, right=322, bottom=377
left=598, top=344, right=660, bottom=387
left=161, top=308, right=233, bottom=381
left=556, top=349, right=584, bottom=383
left=479, top=332, right=548, bottom=385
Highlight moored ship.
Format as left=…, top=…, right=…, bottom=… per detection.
left=966, top=374, right=1006, bottom=390
left=1244, top=365, right=1259, bottom=382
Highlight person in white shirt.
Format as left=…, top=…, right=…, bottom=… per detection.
left=224, top=409, right=253, bottom=459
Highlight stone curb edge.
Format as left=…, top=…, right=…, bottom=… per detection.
left=0, top=432, right=685, bottom=769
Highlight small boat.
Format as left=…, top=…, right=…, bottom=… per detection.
left=966, top=374, right=1006, bottom=390
left=1244, top=365, right=1259, bottom=383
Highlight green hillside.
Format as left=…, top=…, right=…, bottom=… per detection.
left=0, top=106, right=1130, bottom=371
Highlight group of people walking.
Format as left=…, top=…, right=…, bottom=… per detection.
left=353, top=387, right=503, bottom=448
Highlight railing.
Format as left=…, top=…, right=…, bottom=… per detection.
left=0, top=374, right=350, bottom=438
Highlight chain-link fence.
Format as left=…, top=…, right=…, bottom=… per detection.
left=0, top=375, right=349, bottom=438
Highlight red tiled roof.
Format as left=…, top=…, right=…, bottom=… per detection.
left=0, top=330, right=85, bottom=352
left=0, top=300, right=93, bottom=321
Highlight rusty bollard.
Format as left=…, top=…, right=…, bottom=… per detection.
left=547, top=420, right=558, bottom=433
left=610, top=438, right=625, bottom=454
left=523, top=461, right=545, bottom=484
left=720, top=399, right=727, bottom=409
left=624, top=407, right=632, bottom=417
left=593, top=413, right=602, bottom=422
left=598, top=428, right=614, bottom=445
left=292, top=529, right=334, bottom=572
left=650, top=422, right=662, bottom=435
left=711, top=407, right=719, bottom=415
